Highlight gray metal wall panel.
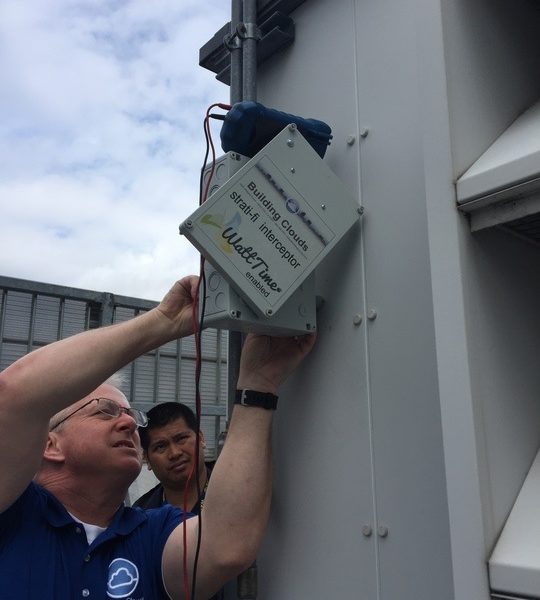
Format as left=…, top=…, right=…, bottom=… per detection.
left=254, top=0, right=455, bottom=598
left=462, top=228, right=540, bottom=546
left=156, top=355, right=179, bottom=403
left=0, top=342, right=26, bottom=372
left=349, top=1, right=453, bottom=598
left=416, top=1, right=491, bottom=596
left=254, top=1, right=377, bottom=598
left=3, top=292, right=32, bottom=340
left=132, top=354, right=156, bottom=404
left=61, top=299, right=88, bottom=337
left=415, top=2, right=540, bottom=597
left=33, top=296, right=61, bottom=343
left=441, top=0, right=540, bottom=179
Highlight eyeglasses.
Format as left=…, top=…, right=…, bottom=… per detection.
left=50, top=398, right=148, bottom=431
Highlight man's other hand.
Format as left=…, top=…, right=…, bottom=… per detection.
left=156, top=276, right=199, bottom=339
left=237, top=333, right=317, bottom=394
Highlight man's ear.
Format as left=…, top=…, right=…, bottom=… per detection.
left=199, top=430, right=206, bottom=449
left=43, top=433, right=66, bottom=464
left=143, top=452, right=153, bottom=471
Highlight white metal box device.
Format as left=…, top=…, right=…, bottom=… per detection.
left=180, top=125, right=359, bottom=320
left=197, top=152, right=317, bottom=336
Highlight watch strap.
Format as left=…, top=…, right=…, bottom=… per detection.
left=235, top=389, right=278, bottom=410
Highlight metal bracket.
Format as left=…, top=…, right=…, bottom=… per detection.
left=223, top=32, right=241, bottom=51
left=223, top=22, right=262, bottom=52
left=201, top=11, right=295, bottom=85
left=237, top=22, right=262, bottom=41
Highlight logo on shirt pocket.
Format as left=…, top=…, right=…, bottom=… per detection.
left=107, top=558, right=140, bottom=598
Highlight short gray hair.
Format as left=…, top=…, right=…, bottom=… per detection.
left=104, top=371, right=127, bottom=391
left=49, top=372, right=127, bottom=431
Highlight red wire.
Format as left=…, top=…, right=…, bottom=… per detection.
left=201, top=105, right=224, bottom=206
left=181, top=101, right=227, bottom=600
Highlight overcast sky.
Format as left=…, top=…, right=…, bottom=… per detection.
left=0, top=1, right=229, bottom=301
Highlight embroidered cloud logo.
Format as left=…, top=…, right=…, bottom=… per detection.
left=106, top=558, right=140, bottom=598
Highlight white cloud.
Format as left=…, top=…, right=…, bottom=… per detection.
left=0, top=0, right=229, bottom=300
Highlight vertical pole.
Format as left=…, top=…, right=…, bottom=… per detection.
left=0, top=290, right=6, bottom=367
left=214, top=329, right=223, bottom=456
left=130, top=308, right=139, bottom=404
left=153, top=346, right=160, bottom=405
left=227, top=0, right=246, bottom=424
left=242, top=0, right=257, bottom=101
left=57, top=297, right=65, bottom=340
left=230, top=0, right=243, bottom=104
left=100, top=293, right=115, bottom=326
left=175, top=338, right=182, bottom=403
left=27, top=293, right=37, bottom=354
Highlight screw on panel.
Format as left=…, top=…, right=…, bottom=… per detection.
left=230, top=310, right=240, bottom=319
left=357, top=206, right=364, bottom=215
left=265, top=309, right=273, bottom=316
left=353, top=314, right=363, bottom=326
left=360, top=128, right=369, bottom=138
left=367, top=309, right=377, bottom=321
left=321, top=204, right=326, bottom=210
left=184, top=220, right=193, bottom=230
left=290, top=168, right=296, bottom=173
left=286, top=139, right=294, bottom=148
left=288, top=123, right=297, bottom=132
left=377, top=526, right=389, bottom=538
left=362, top=525, right=373, bottom=537
left=347, top=135, right=356, bottom=146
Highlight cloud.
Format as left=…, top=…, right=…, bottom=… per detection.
left=109, top=566, right=136, bottom=589
left=0, top=0, right=229, bottom=300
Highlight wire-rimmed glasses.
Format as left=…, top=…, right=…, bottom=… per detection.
left=50, top=397, right=148, bottom=431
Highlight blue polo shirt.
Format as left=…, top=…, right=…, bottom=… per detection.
left=0, top=482, right=186, bottom=600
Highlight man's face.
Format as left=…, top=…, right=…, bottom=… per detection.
left=144, top=417, right=205, bottom=490
left=52, top=384, right=143, bottom=480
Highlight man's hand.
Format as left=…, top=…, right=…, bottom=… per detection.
left=156, top=276, right=199, bottom=340
left=237, top=332, right=317, bottom=394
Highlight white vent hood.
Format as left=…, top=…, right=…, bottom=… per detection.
left=457, top=99, right=540, bottom=237
left=489, top=447, right=540, bottom=599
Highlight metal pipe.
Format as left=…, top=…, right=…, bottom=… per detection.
left=27, top=293, right=37, bottom=354
left=0, top=290, right=6, bottom=366
left=57, top=297, right=65, bottom=340
left=228, top=0, right=245, bottom=430
left=230, top=0, right=243, bottom=104
left=242, top=0, right=257, bottom=101
left=227, top=330, right=242, bottom=424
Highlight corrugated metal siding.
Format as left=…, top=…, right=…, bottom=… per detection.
left=0, top=277, right=228, bottom=459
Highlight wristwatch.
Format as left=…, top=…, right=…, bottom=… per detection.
left=235, top=389, right=278, bottom=410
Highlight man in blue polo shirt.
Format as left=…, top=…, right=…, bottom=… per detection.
left=0, top=275, right=316, bottom=600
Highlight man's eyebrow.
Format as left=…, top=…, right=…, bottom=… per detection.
left=150, top=437, right=167, bottom=447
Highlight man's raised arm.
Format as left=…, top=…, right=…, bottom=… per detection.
left=162, top=333, right=316, bottom=600
left=0, top=277, right=198, bottom=512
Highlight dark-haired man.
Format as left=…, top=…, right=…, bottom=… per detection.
left=134, top=402, right=211, bottom=513
left=135, top=402, right=226, bottom=600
